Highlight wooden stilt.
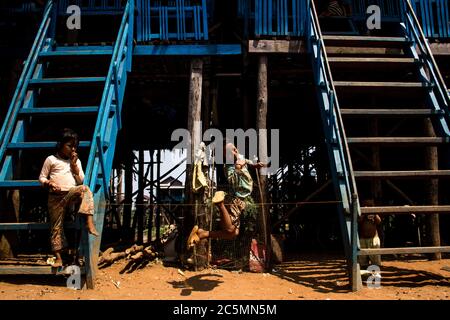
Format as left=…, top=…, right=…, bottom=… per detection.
left=156, top=149, right=161, bottom=243
left=184, top=58, right=204, bottom=263
left=123, top=150, right=133, bottom=241
left=424, top=119, right=441, bottom=260
left=256, top=55, right=271, bottom=270
left=137, top=150, right=144, bottom=244
left=148, top=150, right=154, bottom=242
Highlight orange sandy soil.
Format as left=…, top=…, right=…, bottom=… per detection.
left=0, top=254, right=449, bottom=300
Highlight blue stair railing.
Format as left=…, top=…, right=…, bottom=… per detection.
left=307, top=0, right=361, bottom=290
left=401, top=0, right=450, bottom=135
left=80, top=0, right=134, bottom=287
left=0, top=1, right=54, bottom=166
left=0, top=0, right=134, bottom=288
left=136, top=0, right=209, bottom=41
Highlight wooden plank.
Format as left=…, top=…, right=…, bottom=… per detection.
left=347, top=137, right=449, bottom=144
left=359, top=246, right=450, bottom=256
left=323, top=35, right=408, bottom=42
left=0, top=265, right=85, bottom=275
left=134, top=44, right=242, bottom=56
left=0, top=222, right=76, bottom=231
left=326, top=47, right=405, bottom=55
left=323, top=35, right=408, bottom=48
left=341, top=109, right=444, bottom=116
left=355, top=170, right=450, bottom=178
left=334, top=81, right=430, bottom=88
left=248, top=40, right=305, bottom=53
left=328, top=57, right=416, bottom=63
left=361, top=205, right=450, bottom=214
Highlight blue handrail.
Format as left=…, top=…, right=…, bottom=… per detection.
left=84, top=0, right=134, bottom=195
left=0, top=0, right=54, bottom=163
left=401, top=0, right=450, bottom=126
left=307, top=0, right=359, bottom=217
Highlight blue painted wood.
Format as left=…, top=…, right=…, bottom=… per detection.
left=28, top=77, right=106, bottom=87
left=253, top=0, right=308, bottom=37
left=0, top=180, right=41, bottom=188
left=7, top=141, right=91, bottom=149
left=137, top=0, right=209, bottom=41
left=18, top=107, right=99, bottom=115
left=39, top=50, right=112, bottom=57
left=0, top=1, right=134, bottom=288
left=307, top=0, right=357, bottom=288
left=134, top=44, right=242, bottom=55
left=0, top=222, right=76, bottom=231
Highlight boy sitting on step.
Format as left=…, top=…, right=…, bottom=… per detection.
left=187, top=142, right=264, bottom=247
left=358, top=199, right=382, bottom=268
left=39, top=128, right=98, bottom=267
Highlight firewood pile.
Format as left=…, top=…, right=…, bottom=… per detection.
left=98, top=224, right=178, bottom=268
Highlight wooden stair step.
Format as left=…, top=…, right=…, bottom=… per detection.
left=334, top=81, right=432, bottom=88
left=323, top=35, right=409, bottom=48
left=7, top=141, right=91, bottom=149
left=359, top=246, right=450, bottom=256
left=328, top=57, right=418, bottom=64
left=341, top=109, right=444, bottom=117
left=0, top=265, right=85, bottom=275
left=19, top=107, right=99, bottom=116
left=0, top=222, right=76, bottom=231
left=347, top=137, right=449, bottom=145
left=28, top=77, right=106, bottom=87
left=361, top=205, right=450, bottom=214
left=354, top=170, right=450, bottom=179
left=0, top=180, right=42, bottom=188
left=39, top=48, right=113, bottom=59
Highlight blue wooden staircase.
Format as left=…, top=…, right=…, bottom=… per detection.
left=307, top=0, right=450, bottom=291
left=0, top=0, right=134, bottom=288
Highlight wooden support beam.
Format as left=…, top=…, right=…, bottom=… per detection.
left=361, top=205, right=450, bottom=214
left=355, top=170, right=450, bottom=178
left=184, top=58, right=203, bottom=255
left=156, top=149, right=161, bottom=243
left=359, top=246, right=450, bottom=255
left=123, top=150, right=133, bottom=241
left=257, top=55, right=271, bottom=270
left=347, top=137, right=449, bottom=145
left=248, top=40, right=305, bottom=54
left=424, top=119, right=441, bottom=260
left=136, top=150, right=144, bottom=244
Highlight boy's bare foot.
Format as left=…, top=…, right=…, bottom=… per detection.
left=86, top=225, right=99, bottom=236
left=212, top=191, right=225, bottom=204
left=53, top=259, right=63, bottom=268
left=187, top=225, right=200, bottom=249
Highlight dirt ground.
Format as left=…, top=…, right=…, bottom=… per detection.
left=0, top=254, right=449, bottom=300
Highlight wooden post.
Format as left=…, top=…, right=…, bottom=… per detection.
left=136, top=150, right=144, bottom=244
left=184, top=58, right=203, bottom=257
left=123, top=150, right=133, bottom=241
left=424, top=119, right=441, bottom=260
left=256, top=55, right=271, bottom=269
left=370, top=118, right=382, bottom=204
left=148, top=150, right=154, bottom=242
left=156, top=149, right=161, bottom=243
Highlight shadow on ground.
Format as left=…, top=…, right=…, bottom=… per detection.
left=272, top=254, right=450, bottom=293
left=168, top=274, right=224, bottom=296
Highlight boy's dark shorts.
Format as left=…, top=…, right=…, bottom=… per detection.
left=225, top=194, right=246, bottom=229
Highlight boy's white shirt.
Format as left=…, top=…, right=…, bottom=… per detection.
left=39, top=155, right=84, bottom=191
